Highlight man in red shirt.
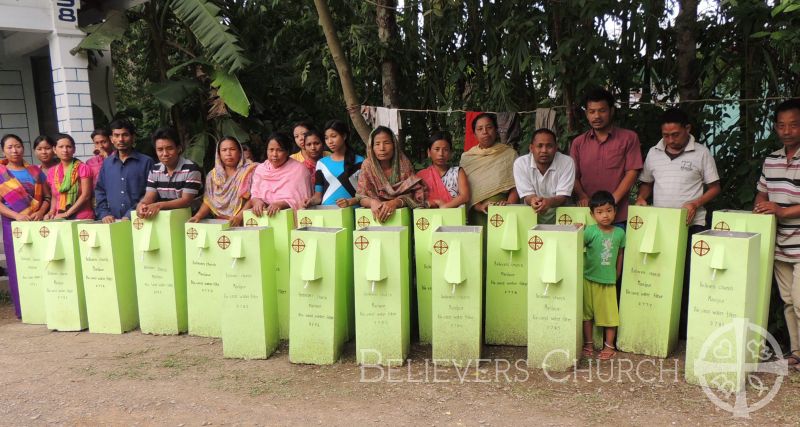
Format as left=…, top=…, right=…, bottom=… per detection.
left=570, top=88, right=643, bottom=225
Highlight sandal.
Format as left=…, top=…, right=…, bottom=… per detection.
left=598, top=343, right=617, bottom=360
left=582, top=342, right=594, bottom=358
left=785, top=351, right=800, bottom=365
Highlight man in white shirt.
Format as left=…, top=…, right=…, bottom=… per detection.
left=513, top=128, right=576, bottom=224
left=635, top=107, right=721, bottom=339
left=635, top=108, right=720, bottom=227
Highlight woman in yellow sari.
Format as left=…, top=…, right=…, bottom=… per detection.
left=459, top=113, right=518, bottom=225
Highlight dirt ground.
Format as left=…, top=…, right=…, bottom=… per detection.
left=1, top=302, right=798, bottom=426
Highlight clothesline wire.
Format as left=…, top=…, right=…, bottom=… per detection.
left=361, top=0, right=416, bottom=10
left=360, top=96, right=791, bottom=115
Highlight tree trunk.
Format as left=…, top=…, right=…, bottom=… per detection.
left=550, top=4, right=576, bottom=134
left=641, top=0, right=665, bottom=103
left=146, top=1, right=189, bottom=145
left=376, top=0, right=400, bottom=108
left=313, top=0, right=372, bottom=145
left=675, top=0, right=699, bottom=112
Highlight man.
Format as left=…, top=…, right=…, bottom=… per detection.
left=513, top=128, right=575, bottom=224
left=635, top=107, right=721, bottom=338
left=86, top=127, right=114, bottom=185
left=94, top=119, right=154, bottom=223
left=136, top=126, right=203, bottom=219
left=635, top=108, right=721, bottom=228
left=570, top=88, right=643, bottom=226
left=754, top=98, right=800, bottom=369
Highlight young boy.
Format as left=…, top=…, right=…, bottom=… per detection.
left=583, top=191, right=625, bottom=360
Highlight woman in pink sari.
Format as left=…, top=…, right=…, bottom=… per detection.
left=417, top=131, right=470, bottom=208
left=249, top=132, right=312, bottom=217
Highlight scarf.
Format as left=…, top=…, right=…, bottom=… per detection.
left=0, top=159, right=44, bottom=215
left=250, top=158, right=312, bottom=210
left=417, top=165, right=453, bottom=204
left=356, top=128, right=427, bottom=208
left=459, top=142, right=517, bottom=207
left=54, top=159, right=81, bottom=212
left=204, top=139, right=257, bottom=218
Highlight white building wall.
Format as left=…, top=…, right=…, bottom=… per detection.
left=0, top=61, right=41, bottom=163
left=49, top=0, right=94, bottom=158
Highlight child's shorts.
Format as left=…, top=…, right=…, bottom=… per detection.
left=583, top=278, right=619, bottom=327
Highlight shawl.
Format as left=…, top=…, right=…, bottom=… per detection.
left=459, top=142, right=517, bottom=207
left=53, top=159, right=81, bottom=211
left=0, top=159, right=44, bottom=215
left=250, top=158, right=312, bottom=210
left=203, top=139, right=257, bottom=218
left=356, top=129, right=427, bottom=208
left=417, top=165, right=453, bottom=204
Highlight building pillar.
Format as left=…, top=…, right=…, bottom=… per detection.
left=48, top=1, right=94, bottom=158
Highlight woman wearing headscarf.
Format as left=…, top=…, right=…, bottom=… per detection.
left=188, top=136, right=256, bottom=226
left=459, top=113, right=518, bottom=226
left=357, top=126, right=428, bottom=223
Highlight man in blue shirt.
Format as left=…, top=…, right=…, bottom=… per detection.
left=95, top=119, right=154, bottom=223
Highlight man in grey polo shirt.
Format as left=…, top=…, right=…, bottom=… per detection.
left=513, top=128, right=575, bottom=224
left=635, top=107, right=720, bottom=338
left=635, top=108, right=720, bottom=227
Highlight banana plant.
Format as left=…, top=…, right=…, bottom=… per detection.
left=72, top=0, right=251, bottom=119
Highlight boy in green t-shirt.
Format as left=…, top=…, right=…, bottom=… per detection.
left=582, top=191, right=625, bottom=360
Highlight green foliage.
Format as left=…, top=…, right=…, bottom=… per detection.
left=169, top=0, right=250, bottom=74
left=210, top=70, right=250, bottom=117
left=148, top=80, right=200, bottom=109
left=71, top=10, right=129, bottom=55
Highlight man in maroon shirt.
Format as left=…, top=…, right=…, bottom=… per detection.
left=570, top=88, right=643, bottom=225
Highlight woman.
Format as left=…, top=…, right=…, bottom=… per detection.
left=301, top=129, right=325, bottom=175
left=306, top=120, right=364, bottom=207
left=33, top=135, right=58, bottom=175
left=459, top=113, right=518, bottom=225
left=0, top=134, right=51, bottom=319
left=357, top=126, right=428, bottom=223
left=250, top=132, right=312, bottom=217
left=289, top=121, right=316, bottom=162
left=417, top=131, right=470, bottom=208
left=188, top=137, right=256, bottom=226
left=242, top=143, right=254, bottom=162
left=45, top=134, right=94, bottom=220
